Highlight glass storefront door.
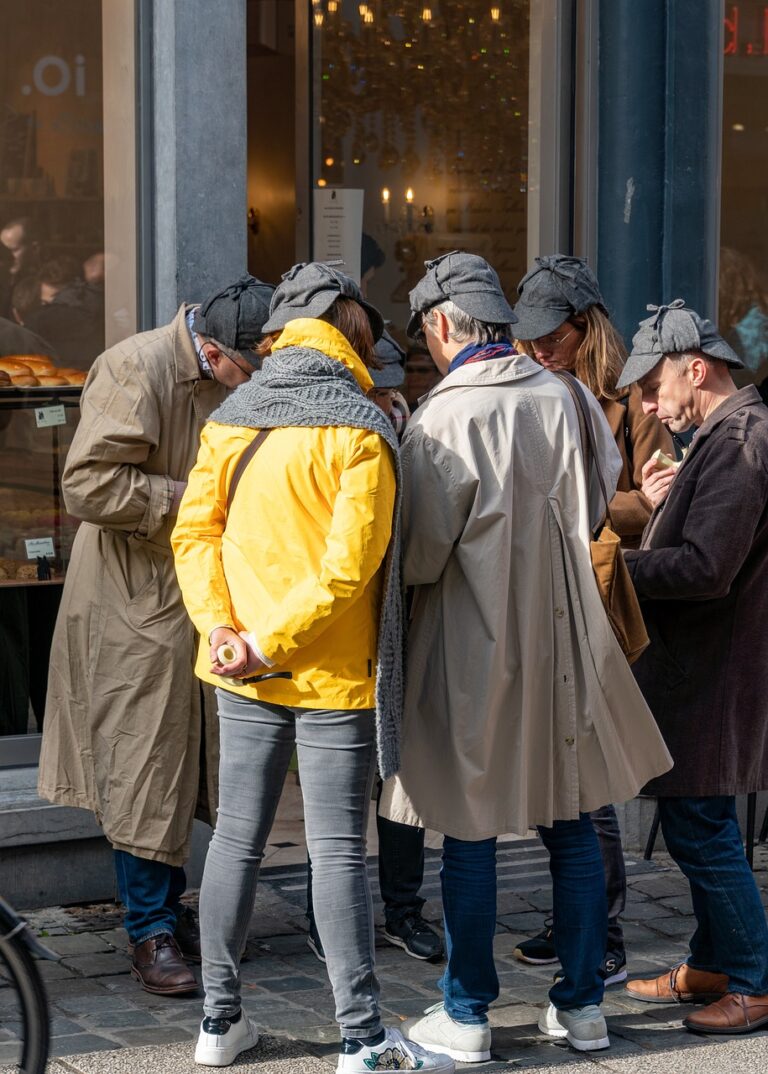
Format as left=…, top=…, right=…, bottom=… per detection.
left=0, top=0, right=137, bottom=758
left=309, top=0, right=533, bottom=402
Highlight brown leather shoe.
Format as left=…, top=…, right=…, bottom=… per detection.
left=174, top=906, right=201, bottom=962
left=626, top=963, right=728, bottom=1004
left=684, top=993, right=768, bottom=1034
left=131, top=932, right=197, bottom=995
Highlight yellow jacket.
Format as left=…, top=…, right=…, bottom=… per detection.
left=171, top=318, right=397, bottom=709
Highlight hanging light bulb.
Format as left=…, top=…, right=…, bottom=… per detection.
left=314, top=10, right=324, bottom=25
left=363, top=9, right=374, bottom=23
left=359, top=3, right=369, bottom=16
left=490, top=5, right=501, bottom=20
left=421, top=6, right=433, bottom=22
left=328, top=0, right=338, bottom=9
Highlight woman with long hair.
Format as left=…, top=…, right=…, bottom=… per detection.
left=172, top=263, right=452, bottom=1074
left=510, top=254, right=673, bottom=987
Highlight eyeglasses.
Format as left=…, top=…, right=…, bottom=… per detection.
left=202, top=340, right=257, bottom=376
left=533, top=327, right=576, bottom=349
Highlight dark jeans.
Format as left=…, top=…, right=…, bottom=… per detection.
left=113, top=849, right=186, bottom=944
left=307, top=783, right=425, bottom=927
left=590, top=804, right=626, bottom=955
left=659, top=795, right=768, bottom=995
left=439, top=816, right=606, bottom=1024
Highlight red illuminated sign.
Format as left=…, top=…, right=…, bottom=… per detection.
left=724, top=4, right=768, bottom=56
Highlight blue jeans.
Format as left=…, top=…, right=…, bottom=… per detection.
left=440, top=816, right=606, bottom=1023
left=659, top=796, right=768, bottom=995
left=113, top=849, right=186, bottom=944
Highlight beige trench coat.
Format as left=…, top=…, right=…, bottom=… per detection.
left=380, top=355, right=672, bottom=839
left=38, top=305, right=226, bottom=865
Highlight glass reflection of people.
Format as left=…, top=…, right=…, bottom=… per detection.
left=719, top=247, right=768, bottom=391
left=25, top=257, right=105, bottom=369
left=0, top=216, right=41, bottom=319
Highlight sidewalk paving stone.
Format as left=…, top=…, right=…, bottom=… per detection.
left=4, top=846, right=767, bottom=1073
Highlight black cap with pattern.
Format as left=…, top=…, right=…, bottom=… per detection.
left=192, top=274, right=275, bottom=365
left=512, top=255, right=606, bottom=340
left=262, top=261, right=384, bottom=341
left=407, top=251, right=517, bottom=339
left=616, top=299, right=743, bottom=388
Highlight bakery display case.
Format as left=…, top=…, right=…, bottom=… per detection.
left=0, top=370, right=83, bottom=587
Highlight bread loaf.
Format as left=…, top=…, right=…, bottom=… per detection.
left=36, top=375, right=69, bottom=386
left=10, top=375, right=39, bottom=387
left=0, top=359, right=33, bottom=375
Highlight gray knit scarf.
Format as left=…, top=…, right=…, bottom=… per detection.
left=210, top=345, right=405, bottom=779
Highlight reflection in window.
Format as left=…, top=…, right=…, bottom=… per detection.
left=312, top=1, right=530, bottom=403
left=0, top=0, right=106, bottom=373
left=720, top=2, right=768, bottom=390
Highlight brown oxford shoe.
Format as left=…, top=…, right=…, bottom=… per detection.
left=131, top=932, right=198, bottom=995
left=626, top=963, right=728, bottom=1004
left=684, top=992, right=768, bottom=1034
left=174, top=906, right=201, bottom=963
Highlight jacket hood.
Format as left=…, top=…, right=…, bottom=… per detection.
left=271, top=318, right=374, bottom=394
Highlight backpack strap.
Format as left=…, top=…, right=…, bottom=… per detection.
left=226, top=429, right=272, bottom=515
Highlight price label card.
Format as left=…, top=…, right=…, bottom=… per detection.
left=25, top=537, right=55, bottom=559
left=35, top=405, right=66, bottom=428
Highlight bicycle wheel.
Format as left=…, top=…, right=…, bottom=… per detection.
left=0, top=921, right=50, bottom=1074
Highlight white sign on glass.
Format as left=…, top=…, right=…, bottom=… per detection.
left=313, top=188, right=364, bottom=284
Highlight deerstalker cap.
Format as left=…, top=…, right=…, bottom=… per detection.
left=616, top=299, right=743, bottom=389
left=262, top=261, right=384, bottom=341
left=407, top=251, right=517, bottom=339
left=371, top=329, right=406, bottom=388
left=192, top=274, right=275, bottom=365
left=512, top=255, right=606, bottom=340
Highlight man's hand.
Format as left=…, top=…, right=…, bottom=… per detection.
left=208, top=626, right=267, bottom=679
left=640, top=457, right=678, bottom=509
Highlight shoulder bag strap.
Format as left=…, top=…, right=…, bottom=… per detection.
left=555, top=372, right=614, bottom=532
left=226, top=428, right=272, bottom=515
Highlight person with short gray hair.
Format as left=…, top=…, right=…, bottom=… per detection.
left=380, top=251, right=672, bottom=1058
left=617, top=300, right=768, bottom=1035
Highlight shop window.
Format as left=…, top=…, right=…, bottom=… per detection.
left=720, top=2, right=768, bottom=390
left=310, top=1, right=533, bottom=403
left=0, top=1, right=137, bottom=751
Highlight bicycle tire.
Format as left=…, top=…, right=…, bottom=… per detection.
left=0, top=920, right=50, bottom=1074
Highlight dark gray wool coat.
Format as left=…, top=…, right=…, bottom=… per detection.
left=625, top=386, right=768, bottom=797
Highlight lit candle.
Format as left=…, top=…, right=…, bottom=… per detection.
left=382, top=186, right=391, bottom=225
left=405, top=187, right=414, bottom=231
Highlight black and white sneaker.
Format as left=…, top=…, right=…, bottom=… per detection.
left=384, top=913, right=444, bottom=962
left=194, top=1009, right=259, bottom=1067
left=553, top=951, right=628, bottom=988
left=513, top=919, right=557, bottom=965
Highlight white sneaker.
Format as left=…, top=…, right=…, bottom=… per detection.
left=194, top=1010, right=259, bottom=1066
left=336, top=1025, right=455, bottom=1074
left=403, top=1003, right=491, bottom=1063
left=537, top=1003, right=609, bottom=1052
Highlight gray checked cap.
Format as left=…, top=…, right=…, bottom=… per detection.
left=406, top=251, right=517, bottom=339
left=192, top=274, right=275, bottom=365
left=371, top=329, right=406, bottom=388
left=262, top=261, right=384, bottom=341
left=616, top=299, right=743, bottom=389
left=512, top=255, right=606, bottom=340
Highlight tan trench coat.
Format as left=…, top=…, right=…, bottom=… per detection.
left=38, top=305, right=226, bottom=865
left=380, top=355, right=672, bottom=839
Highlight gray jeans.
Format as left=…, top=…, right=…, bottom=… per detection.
left=200, top=689, right=381, bottom=1038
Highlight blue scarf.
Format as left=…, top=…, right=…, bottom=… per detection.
left=449, top=338, right=517, bottom=372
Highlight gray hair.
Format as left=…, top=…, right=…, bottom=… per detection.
left=667, top=350, right=718, bottom=373
left=427, top=299, right=514, bottom=345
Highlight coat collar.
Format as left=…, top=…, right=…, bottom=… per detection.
left=271, top=317, right=374, bottom=394
left=679, top=385, right=763, bottom=467
left=171, top=303, right=205, bottom=383
left=425, top=352, right=544, bottom=400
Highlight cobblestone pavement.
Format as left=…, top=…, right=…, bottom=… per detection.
left=2, top=841, right=768, bottom=1073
